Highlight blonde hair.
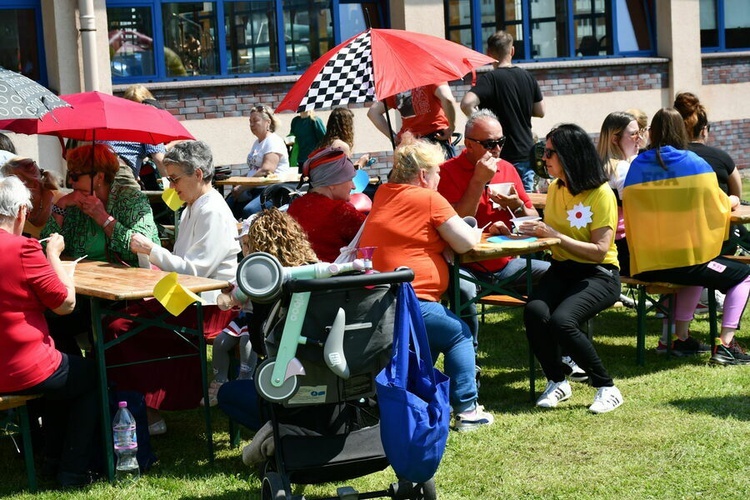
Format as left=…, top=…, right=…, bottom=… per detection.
left=242, top=208, right=318, bottom=266
left=389, top=133, right=444, bottom=184
left=625, top=108, right=648, bottom=131
left=122, top=84, right=155, bottom=103
left=597, top=111, right=636, bottom=177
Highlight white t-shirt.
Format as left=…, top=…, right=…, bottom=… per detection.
left=246, top=133, right=290, bottom=177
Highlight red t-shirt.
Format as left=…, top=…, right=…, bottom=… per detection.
left=0, top=230, right=67, bottom=392
left=385, top=84, right=450, bottom=139
left=287, top=192, right=366, bottom=263
left=438, top=150, right=532, bottom=273
left=360, top=183, right=456, bottom=302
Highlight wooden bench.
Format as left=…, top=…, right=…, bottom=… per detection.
left=0, top=394, right=42, bottom=492
left=620, top=277, right=718, bottom=365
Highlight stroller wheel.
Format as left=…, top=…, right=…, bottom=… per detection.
left=261, top=471, right=288, bottom=500
left=389, top=479, right=437, bottom=500
left=256, top=359, right=299, bottom=402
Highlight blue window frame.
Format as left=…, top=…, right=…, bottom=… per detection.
left=0, top=1, right=47, bottom=85
left=700, top=0, right=750, bottom=51
left=107, top=0, right=385, bottom=83
left=444, top=0, right=655, bottom=62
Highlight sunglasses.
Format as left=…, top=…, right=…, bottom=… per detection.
left=467, top=136, right=507, bottom=150
left=543, top=148, right=557, bottom=159
left=67, top=171, right=94, bottom=182
left=252, top=105, right=272, bottom=117
left=166, top=173, right=187, bottom=185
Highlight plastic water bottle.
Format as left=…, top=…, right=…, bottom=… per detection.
left=113, top=401, right=140, bottom=484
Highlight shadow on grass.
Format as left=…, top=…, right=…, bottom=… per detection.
left=669, top=395, right=750, bottom=421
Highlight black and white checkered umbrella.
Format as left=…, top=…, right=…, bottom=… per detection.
left=277, top=29, right=495, bottom=113
left=0, top=67, right=70, bottom=120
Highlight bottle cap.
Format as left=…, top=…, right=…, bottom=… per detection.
left=118, top=401, right=127, bottom=408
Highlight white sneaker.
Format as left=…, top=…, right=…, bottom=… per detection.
left=589, top=386, right=624, bottom=414
left=561, top=356, right=589, bottom=383
left=536, top=380, right=572, bottom=408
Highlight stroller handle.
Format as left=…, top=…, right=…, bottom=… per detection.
left=285, top=268, right=414, bottom=293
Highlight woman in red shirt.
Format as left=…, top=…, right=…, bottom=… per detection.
left=287, top=147, right=365, bottom=262
left=0, top=175, right=98, bottom=488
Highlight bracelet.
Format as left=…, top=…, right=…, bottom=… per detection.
left=102, top=216, right=115, bottom=229
left=51, top=204, right=66, bottom=217
left=514, top=204, right=525, bottom=214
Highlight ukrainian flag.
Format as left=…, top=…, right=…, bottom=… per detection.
left=622, top=146, right=730, bottom=276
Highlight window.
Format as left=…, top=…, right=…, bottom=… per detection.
left=107, top=1, right=381, bottom=83
left=700, top=0, right=750, bottom=50
left=445, top=0, right=654, bottom=61
left=0, top=1, right=46, bottom=84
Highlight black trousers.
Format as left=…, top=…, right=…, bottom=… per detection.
left=524, top=260, right=620, bottom=388
left=16, top=354, right=99, bottom=476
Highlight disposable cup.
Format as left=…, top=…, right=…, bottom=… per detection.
left=489, top=182, right=514, bottom=196
left=60, top=261, right=77, bottom=278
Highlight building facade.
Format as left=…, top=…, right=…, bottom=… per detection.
left=2, top=0, right=749, bottom=178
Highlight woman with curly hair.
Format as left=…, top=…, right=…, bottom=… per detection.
left=201, top=208, right=317, bottom=406
left=215, top=208, right=318, bottom=421
left=319, top=107, right=370, bottom=168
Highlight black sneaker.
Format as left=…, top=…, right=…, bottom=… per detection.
left=671, top=336, right=711, bottom=357
left=711, top=340, right=750, bottom=365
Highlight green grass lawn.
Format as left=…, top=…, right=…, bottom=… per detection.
left=2, top=305, right=750, bottom=499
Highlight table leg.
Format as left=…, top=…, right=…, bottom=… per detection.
left=525, top=255, right=536, bottom=402
left=197, top=303, right=214, bottom=462
left=90, top=297, right=115, bottom=482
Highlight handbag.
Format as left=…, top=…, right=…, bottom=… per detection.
left=375, top=282, right=451, bottom=483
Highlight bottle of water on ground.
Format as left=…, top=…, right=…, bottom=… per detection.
left=113, top=401, right=140, bottom=484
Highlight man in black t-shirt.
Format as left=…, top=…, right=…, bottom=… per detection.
left=461, top=31, right=545, bottom=192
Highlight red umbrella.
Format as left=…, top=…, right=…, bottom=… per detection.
left=0, top=91, right=194, bottom=144
left=277, top=28, right=496, bottom=113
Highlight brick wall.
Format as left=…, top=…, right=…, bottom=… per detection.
left=702, top=55, right=750, bottom=85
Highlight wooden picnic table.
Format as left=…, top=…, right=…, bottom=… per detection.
left=73, top=260, right=228, bottom=482
left=730, top=204, right=750, bottom=224
left=528, top=192, right=547, bottom=210
left=214, top=174, right=301, bottom=187
left=451, top=235, right=560, bottom=400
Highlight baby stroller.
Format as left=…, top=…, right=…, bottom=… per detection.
left=235, top=253, right=437, bottom=500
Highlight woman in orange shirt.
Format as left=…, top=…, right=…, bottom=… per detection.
left=360, top=136, right=492, bottom=432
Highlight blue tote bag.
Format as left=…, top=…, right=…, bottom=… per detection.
left=375, top=283, right=451, bottom=483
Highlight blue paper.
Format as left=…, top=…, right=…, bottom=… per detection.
left=351, top=169, right=369, bottom=193
left=487, top=235, right=538, bottom=244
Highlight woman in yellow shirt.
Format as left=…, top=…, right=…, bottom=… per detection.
left=520, top=124, right=624, bottom=414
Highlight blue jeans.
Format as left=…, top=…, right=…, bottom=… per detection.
left=216, top=379, right=264, bottom=431
left=419, top=300, right=477, bottom=414
left=513, top=160, right=535, bottom=193
left=460, top=257, right=551, bottom=351
left=225, top=187, right=270, bottom=219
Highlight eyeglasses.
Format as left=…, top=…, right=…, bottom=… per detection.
left=543, top=148, right=557, bottom=159
left=639, top=126, right=650, bottom=136
left=67, top=171, right=94, bottom=182
left=166, top=174, right=185, bottom=184
left=467, top=136, right=507, bottom=150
